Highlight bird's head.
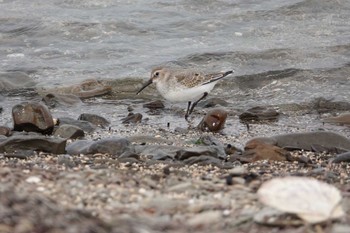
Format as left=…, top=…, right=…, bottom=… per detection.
left=136, top=67, right=164, bottom=95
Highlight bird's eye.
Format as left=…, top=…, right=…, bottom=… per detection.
left=154, top=72, right=159, bottom=77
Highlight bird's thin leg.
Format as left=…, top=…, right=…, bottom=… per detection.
left=185, top=101, right=192, bottom=120
left=188, top=92, right=208, bottom=116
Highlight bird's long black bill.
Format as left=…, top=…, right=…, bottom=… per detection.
left=136, top=79, right=153, bottom=95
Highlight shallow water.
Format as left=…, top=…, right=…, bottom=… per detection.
left=0, top=0, right=350, bottom=129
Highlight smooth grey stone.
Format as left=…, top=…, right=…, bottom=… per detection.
left=330, top=151, right=350, bottom=163
left=78, top=113, right=110, bottom=128
left=250, top=131, right=350, bottom=152
left=272, top=131, right=350, bottom=151
left=0, top=135, right=66, bottom=154
left=54, top=124, right=85, bottom=139
left=66, top=137, right=130, bottom=155
left=175, top=146, right=226, bottom=160
left=182, top=155, right=223, bottom=167
left=58, top=117, right=96, bottom=133
left=134, top=145, right=181, bottom=160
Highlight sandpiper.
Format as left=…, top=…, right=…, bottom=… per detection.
left=137, top=67, right=234, bottom=120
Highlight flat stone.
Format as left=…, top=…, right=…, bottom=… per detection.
left=312, top=97, right=350, bottom=112
left=0, top=135, right=66, bottom=154
left=54, top=124, right=85, bottom=139
left=182, top=155, right=224, bottom=167
left=272, top=131, right=350, bottom=151
left=239, top=106, right=279, bottom=122
left=330, top=151, right=350, bottom=163
left=175, top=146, right=226, bottom=160
left=58, top=117, right=96, bottom=133
left=248, top=131, right=350, bottom=152
left=66, top=137, right=130, bottom=155
left=78, top=113, right=110, bottom=128
left=134, top=145, right=182, bottom=160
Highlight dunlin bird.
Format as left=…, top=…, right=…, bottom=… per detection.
left=137, top=67, right=234, bottom=120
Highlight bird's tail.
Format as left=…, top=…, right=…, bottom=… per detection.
left=202, top=70, right=234, bottom=85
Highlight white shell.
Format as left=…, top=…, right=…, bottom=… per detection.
left=257, top=177, right=345, bottom=223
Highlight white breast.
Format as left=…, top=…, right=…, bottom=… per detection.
left=156, top=81, right=217, bottom=102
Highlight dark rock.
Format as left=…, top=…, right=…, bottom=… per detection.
left=175, top=146, right=226, bottom=160
left=247, top=131, right=350, bottom=152
left=312, top=97, right=350, bottom=113
left=0, top=126, right=12, bottom=137
left=330, top=151, right=350, bottom=163
left=78, top=113, right=110, bottom=128
left=65, top=140, right=91, bottom=155
left=119, top=151, right=140, bottom=160
left=182, top=155, right=224, bottom=167
left=243, top=139, right=289, bottom=162
left=122, top=113, right=142, bottom=124
left=197, top=108, right=228, bottom=132
left=239, top=106, right=279, bottom=123
left=58, top=117, right=96, bottom=133
left=0, top=135, right=66, bottom=154
left=143, top=100, right=165, bottom=109
left=127, top=135, right=173, bottom=145
left=42, top=93, right=82, bottom=108
left=197, top=97, right=229, bottom=108
left=271, top=131, right=350, bottom=151
left=66, top=137, right=130, bottom=155
left=12, top=101, right=55, bottom=134
left=134, top=145, right=181, bottom=160
left=54, top=124, right=85, bottom=139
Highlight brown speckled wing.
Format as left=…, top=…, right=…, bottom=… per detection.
left=175, top=72, right=207, bottom=88
left=175, top=70, right=233, bottom=88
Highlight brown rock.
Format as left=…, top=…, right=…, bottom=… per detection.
left=39, top=79, right=112, bottom=99
left=243, top=139, right=289, bottom=162
left=0, top=126, right=12, bottom=137
left=143, top=100, right=165, bottom=109
left=239, top=106, right=279, bottom=122
left=322, top=113, right=350, bottom=126
left=12, top=102, right=54, bottom=134
left=197, top=108, right=228, bottom=132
